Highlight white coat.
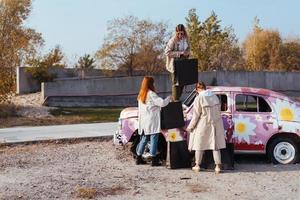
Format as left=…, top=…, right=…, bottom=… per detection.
left=187, top=90, right=226, bottom=151
left=138, top=90, right=171, bottom=135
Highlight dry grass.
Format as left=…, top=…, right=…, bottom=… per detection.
left=0, top=116, right=84, bottom=128
left=0, top=144, right=47, bottom=155
left=0, top=103, right=19, bottom=118
left=186, top=183, right=209, bottom=193
left=75, top=187, right=98, bottom=199
left=74, top=185, right=127, bottom=199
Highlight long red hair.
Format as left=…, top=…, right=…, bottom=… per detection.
left=137, top=76, right=156, bottom=104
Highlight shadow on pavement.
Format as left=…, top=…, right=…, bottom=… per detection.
left=232, top=154, right=300, bottom=173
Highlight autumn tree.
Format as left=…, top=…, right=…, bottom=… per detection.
left=279, top=41, right=300, bottom=71
left=26, top=46, right=66, bottom=86
left=243, top=18, right=282, bottom=71
left=0, top=0, right=43, bottom=102
left=96, top=16, right=169, bottom=76
left=186, top=9, right=243, bottom=71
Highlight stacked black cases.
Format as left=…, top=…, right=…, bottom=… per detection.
left=174, top=58, right=198, bottom=86
left=161, top=102, right=185, bottom=130
left=161, top=102, right=191, bottom=169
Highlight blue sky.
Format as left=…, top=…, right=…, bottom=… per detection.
left=25, top=0, right=300, bottom=64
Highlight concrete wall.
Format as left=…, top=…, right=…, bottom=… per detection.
left=17, top=67, right=40, bottom=94
left=16, top=67, right=109, bottom=94
left=17, top=67, right=156, bottom=94
left=42, top=71, right=300, bottom=107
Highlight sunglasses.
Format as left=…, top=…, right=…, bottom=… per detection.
left=177, top=32, right=185, bottom=36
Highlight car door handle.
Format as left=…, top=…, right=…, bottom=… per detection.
left=265, top=122, right=273, bottom=124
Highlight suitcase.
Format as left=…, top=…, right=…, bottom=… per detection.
left=169, top=141, right=192, bottom=169
left=161, top=102, right=185, bottom=129
left=200, top=143, right=234, bottom=170
left=174, top=58, right=198, bottom=86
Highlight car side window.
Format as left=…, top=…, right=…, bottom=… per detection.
left=235, top=94, right=272, bottom=113
left=216, top=94, right=228, bottom=112
left=236, top=94, right=257, bottom=112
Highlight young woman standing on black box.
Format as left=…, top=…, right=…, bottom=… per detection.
left=186, top=82, right=226, bottom=174
left=165, top=24, right=190, bottom=101
left=136, top=76, right=171, bottom=166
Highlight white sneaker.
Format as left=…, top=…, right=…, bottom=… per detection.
left=142, top=152, right=152, bottom=160
left=192, top=165, right=200, bottom=172
left=215, top=164, right=221, bottom=174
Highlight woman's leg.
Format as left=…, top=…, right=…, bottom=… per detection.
left=149, top=133, right=159, bottom=156
left=136, top=135, right=149, bottom=156
left=195, top=150, right=204, bottom=166
left=213, top=150, right=222, bottom=173
left=150, top=133, right=160, bottom=166
left=212, top=150, right=222, bottom=165
left=171, top=73, right=177, bottom=101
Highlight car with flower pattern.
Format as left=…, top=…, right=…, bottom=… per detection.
left=114, top=86, right=300, bottom=164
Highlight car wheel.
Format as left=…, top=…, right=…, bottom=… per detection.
left=268, top=137, right=299, bottom=164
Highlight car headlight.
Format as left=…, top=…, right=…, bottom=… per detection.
left=118, top=118, right=122, bottom=130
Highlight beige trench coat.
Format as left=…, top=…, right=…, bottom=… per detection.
left=164, top=35, right=190, bottom=73
left=187, top=90, right=226, bottom=151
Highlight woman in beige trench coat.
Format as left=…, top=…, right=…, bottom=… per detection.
left=186, top=82, right=226, bottom=173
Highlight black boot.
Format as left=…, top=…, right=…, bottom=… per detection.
left=136, top=155, right=147, bottom=165
left=151, top=156, right=161, bottom=166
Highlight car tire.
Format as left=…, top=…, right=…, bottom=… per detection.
left=268, top=137, right=299, bottom=164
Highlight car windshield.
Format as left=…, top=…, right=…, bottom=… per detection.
left=183, top=89, right=198, bottom=107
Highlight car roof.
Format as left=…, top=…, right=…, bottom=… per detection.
left=209, top=86, right=288, bottom=99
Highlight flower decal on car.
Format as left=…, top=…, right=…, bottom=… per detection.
left=274, top=99, right=300, bottom=122
left=234, top=115, right=256, bottom=143
left=169, top=132, right=177, bottom=142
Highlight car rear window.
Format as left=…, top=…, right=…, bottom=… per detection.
left=235, top=94, right=272, bottom=113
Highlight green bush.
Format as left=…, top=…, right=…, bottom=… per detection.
left=26, top=66, right=56, bottom=85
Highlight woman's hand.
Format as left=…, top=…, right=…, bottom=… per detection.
left=184, top=51, right=189, bottom=57
left=186, top=127, right=192, bottom=133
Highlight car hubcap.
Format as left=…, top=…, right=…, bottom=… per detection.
left=273, top=142, right=295, bottom=164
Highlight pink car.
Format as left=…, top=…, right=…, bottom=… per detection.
left=114, top=86, right=300, bottom=164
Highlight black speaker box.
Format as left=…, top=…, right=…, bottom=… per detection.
left=161, top=102, right=185, bottom=129
left=169, top=141, right=192, bottom=169
left=174, top=58, right=198, bottom=86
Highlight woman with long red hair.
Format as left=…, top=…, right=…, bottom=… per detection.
left=136, top=76, right=171, bottom=166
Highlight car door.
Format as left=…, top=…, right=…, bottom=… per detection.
left=215, top=92, right=234, bottom=143
left=232, top=93, right=278, bottom=153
